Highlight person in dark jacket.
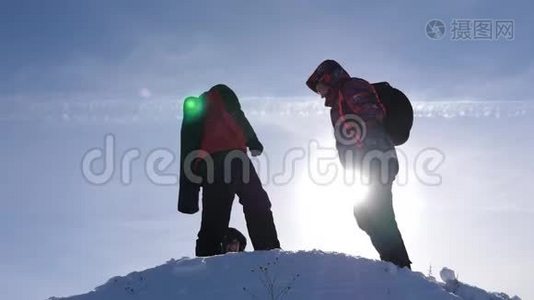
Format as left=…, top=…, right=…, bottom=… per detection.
left=306, top=60, right=411, bottom=269
left=222, top=227, right=247, bottom=253
left=178, top=84, right=280, bottom=257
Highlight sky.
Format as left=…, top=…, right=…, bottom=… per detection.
left=1, top=1, right=533, bottom=299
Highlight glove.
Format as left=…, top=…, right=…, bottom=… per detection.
left=247, top=139, right=264, bottom=157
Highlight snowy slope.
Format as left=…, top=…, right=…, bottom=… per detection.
left=49, top=250, right=521, bottom=300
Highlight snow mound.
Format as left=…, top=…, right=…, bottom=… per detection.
left=49, top=250, right=521, bottom=300
left=438, top=267, right=520, bottom=300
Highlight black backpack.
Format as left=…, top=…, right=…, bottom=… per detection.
left=372, top=82, right=413, bottom=146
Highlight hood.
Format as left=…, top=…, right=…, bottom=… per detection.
left=306, top=59, right=351, bottom=93
left=208, top=84, right=241, bottom=113
left=222, top=227, right=247, bottom=251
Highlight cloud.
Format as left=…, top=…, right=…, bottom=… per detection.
left=139, top=88, right=152, bottom=99
left=1, top=96, right=531, bottom=124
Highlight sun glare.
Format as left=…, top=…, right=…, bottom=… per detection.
left=294, top=173, right=373, bottom=255
left=294, top=169, right=422, bottom=258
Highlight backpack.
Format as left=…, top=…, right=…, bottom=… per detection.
left=372, top=82, right=413, bottom=146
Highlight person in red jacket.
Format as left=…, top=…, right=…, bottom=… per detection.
left=178, top=84, right=280, bottom=256
left=306, top=60, right=411, bottom=269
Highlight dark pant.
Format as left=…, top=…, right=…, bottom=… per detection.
left=353, top=182, right=411, bottom=268
left=195, top=152, right=280, bottom=256
left=352, top=155, right=411, bottom=268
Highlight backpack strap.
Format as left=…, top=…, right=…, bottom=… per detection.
left=336, top=85, right=364, bottom=148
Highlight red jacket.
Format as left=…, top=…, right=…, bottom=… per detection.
left=200, top=88, right=247, bottom=154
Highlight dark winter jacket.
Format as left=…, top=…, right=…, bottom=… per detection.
left=178, top=84, right=263, bottom=214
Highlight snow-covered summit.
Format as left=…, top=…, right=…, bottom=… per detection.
left=50, top=250, right=521, bottom=300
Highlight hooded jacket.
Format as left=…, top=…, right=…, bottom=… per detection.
left=178, top=84, right=262, bottom=214
left=306, top=60, right=394, bottom=166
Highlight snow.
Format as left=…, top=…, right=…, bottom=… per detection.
left=439, top=268, right=521, bottom=300
left=440, top=267, right=457, bottom=282
left=49, top=250, right=521, bottom=300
